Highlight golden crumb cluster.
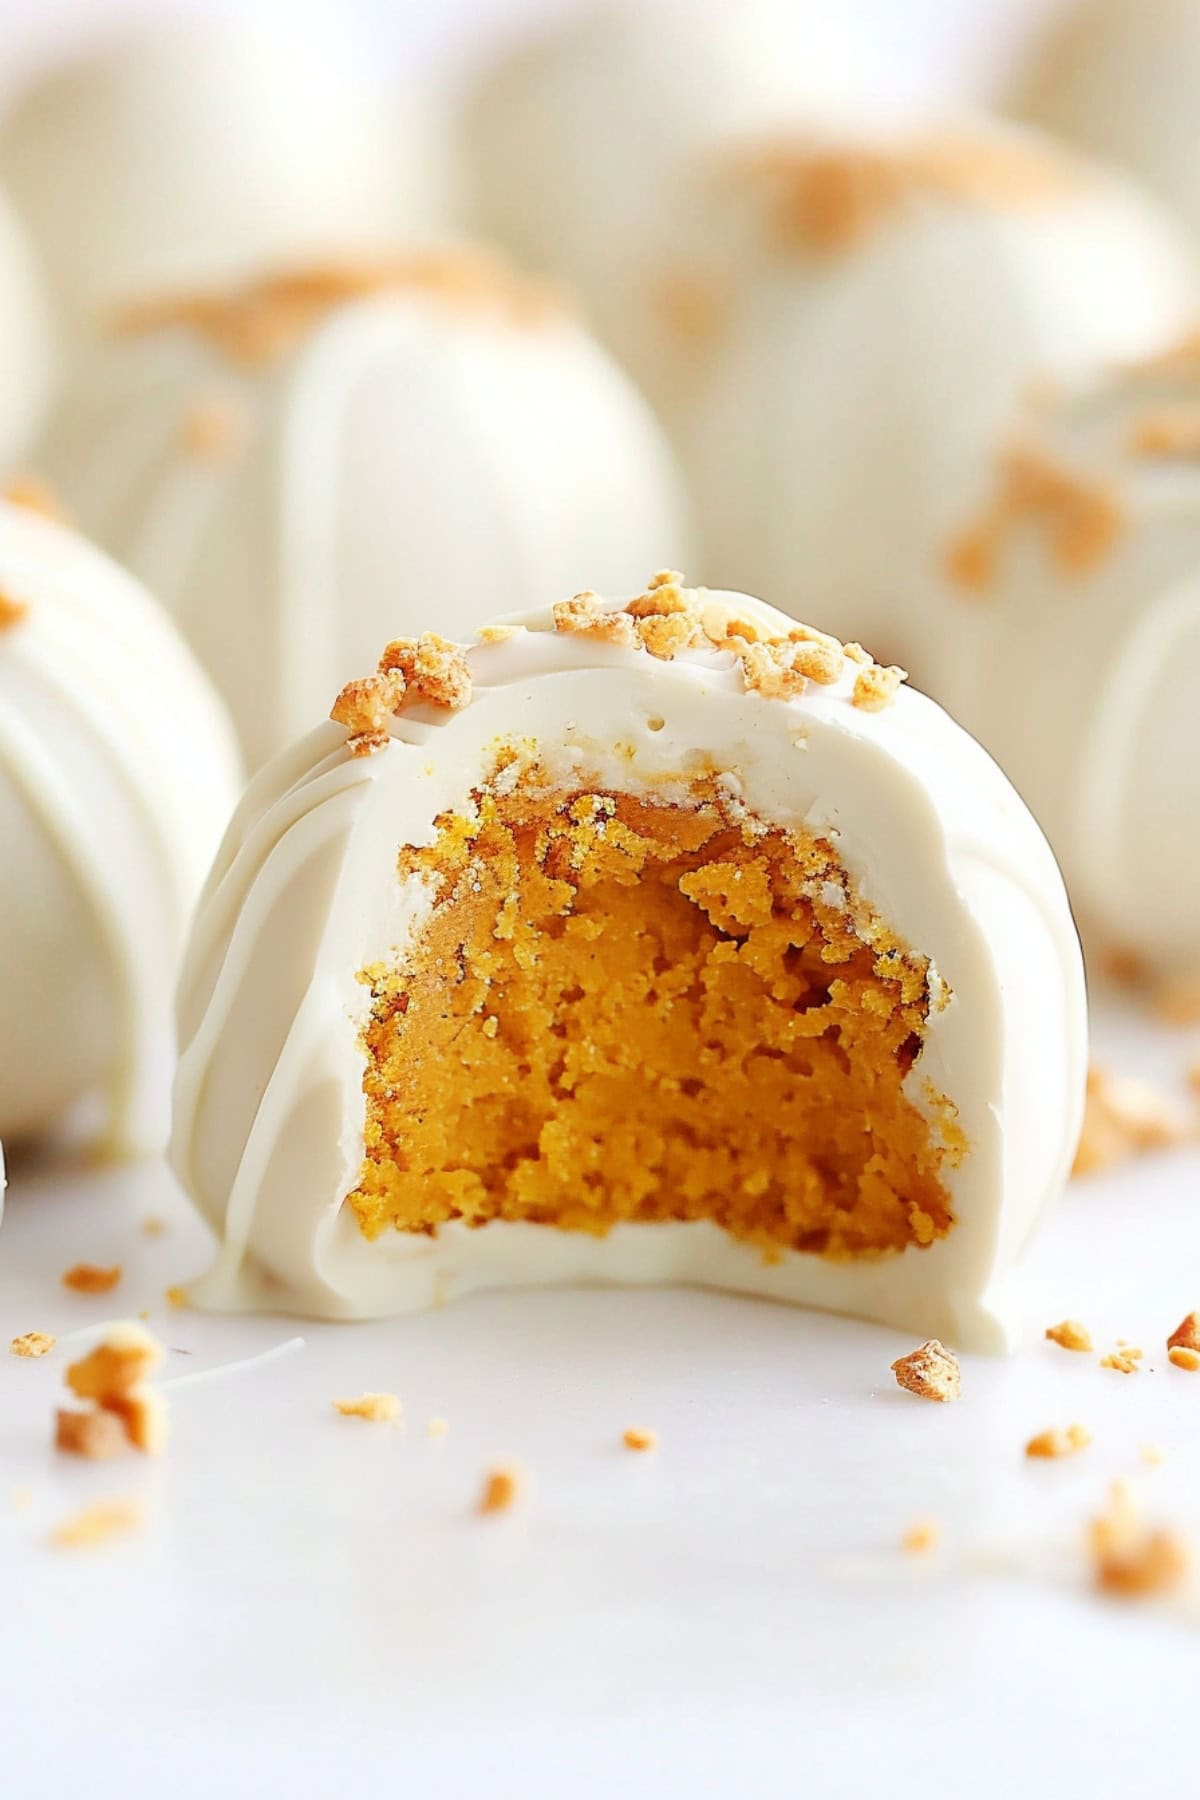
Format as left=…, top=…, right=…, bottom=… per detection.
left=730, top=130, right=1081, bottom=257
left=330, top=634, right=473, bottom=756
left=10, top=1331, right=55, bottom=1358
left=56, top=1323, right=167, bottom=1460
left=1045, top=1319, right=1092, bottom=1353
left=345, top=761, right=959, bottom=1263
left=332, top=1392, right=400, bottom=1422
left=1100, top=1346, right=1142, bottom=1375
left=1026, top=1423, right=1091, bottom=1459
left=1072, top=1065, right=1190, bottom=1177
left=946, top=444, right=1124, bottom=595
left=891, top=1339, right=961, bottom=1402
left=113, top=250, right=560, bottom=364
left=1088, top=1483, right=1189, bottom=1601
left=61, top=1262, right=122, bottom=1295
left=551, top=575, right=902, bottom=708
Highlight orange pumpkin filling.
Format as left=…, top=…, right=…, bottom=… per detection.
left=346, top=769, right=959, bottom=1258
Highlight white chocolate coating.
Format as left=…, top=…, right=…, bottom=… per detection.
left=660, top=119, right=1198, bottom=683
left=1015, top=0, right=1200, bottom=247
left=0, top=14, right=445, bottom=322
left=0, top=185, right=54, bottom=471
left=0, top=501, right=241, bottom=1152
left=39, top=270, right=693, bottom=771
left=171, top=586, right=1086, bottom=1350
left=939, top=348, right=1200, bottom=973
left=461, top=0, right=870, bottom=396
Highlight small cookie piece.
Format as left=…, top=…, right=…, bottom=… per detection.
left=891, top=1339, right=961, bottom=1402
left=61, top=1263, right=122, bottom=1295
left=477, top=1466, right=521, bottom=1513
left=332, top=1392, right=400, bottom=1422
left=1088, top=1483, right=1189, bottom=1601
left=1025, top=1423, right=1091, bottom=1459
left=10, top=1331, right=55, bottom=1358
left=622, top=1427, right=659, bottom=1452
left=1045, top=1319, right=1092, bottom=1352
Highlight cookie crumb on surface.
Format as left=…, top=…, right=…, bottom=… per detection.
left=891, top=1339, right=961, bottom=1402
left=50, top=1498, right=144, bottom=1551
left=10, top=1331, right=55, bottom=1358
left=332, top=1392, right=400, bottom=1422
left=1072, top=1065, right=1190, bottom=1176
left=900, top=1517, right=941, bottom=1554
left=1168, top=1347, right=1200, bottom=1372
left=1100, top=1349, right=1142, bottom=1374
left=477, top=1466, right=521, bottom=1514
left=1088, top=1483, right=1189, bottom=1601
left=61, top=1263, right=122, bottom=1295
left=1045, top=1319, right=1092, bottom=1353
left=622, top=1426, right=659, bottom=1453
left=1026, top=1423, right=1092, bottom=1459
left=1167, top=1312, right=1200, bottom=1353
left=55, top=1407, right=129, bottom=1461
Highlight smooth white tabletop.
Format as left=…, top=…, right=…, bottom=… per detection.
left=0, top=991, right=1197, bottom=1798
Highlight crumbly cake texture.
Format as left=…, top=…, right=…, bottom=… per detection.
left=945, top=444, right=1124, bottom=596
left=891, top=1340, right=961, bottom=1402
left=327, top=576, right=906, bottom=756
left=345, top=764, right=957, bottom=1262
left=727, top=130, right=1084, bottom=258
left=58, top=1323, right=168, bottom=1459
left=112, top=249, right=562, bottom=367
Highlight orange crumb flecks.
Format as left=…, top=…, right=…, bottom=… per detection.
left=330, top=669, right=406, bottom=757
left=478, top=1466, right=521, bottom=1514
left=0, top=586, right=29, bottom=630
left=622, top=1427, right=659, bottom=1453
left=1101, top=1350, right=1142, bottom=1374
left=378, top=633, right=473, bottom=712
left=61, top=1264, right=122, bottom=1295
left=1088, top=1483, right=1189, bottom=1601
left=1072, top=1065, right=1190, bottom=1177
left=852, top=663, right=906, bottom=712
left=55, top=1407, right=129, bottom=1461
left=1169, top=1347, right=1200, bottom=1372
left=945, top=443, right=1124, bottom=596
left=50, top=1498, right=144, bottom=1551
left=1167, top=1312, right=1200, bottom=1353
left=1045, top=1319, right=1092, bottom=1353
left=1026, top=1423, right=1092, bottom=1459
left=900, top=1517, right=941, bottom=1555
left=10, top=1331, right=55, bottom=1358
left=891, top=1339, right=961, bottom=1403
left=332, top=1392, right=400, bottom=1422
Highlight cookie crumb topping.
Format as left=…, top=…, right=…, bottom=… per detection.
left=1025, top=1423, right=1091, bottom=1458
left=891, top=1339, right=961, bottom=1402
left=946, top=444, right=1124, bottom=595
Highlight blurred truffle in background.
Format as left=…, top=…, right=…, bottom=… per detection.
left=1014, top=0, right=1200, bottom=247
left=460, top=0, right=876, bottom=395
left=38, top=249, right=692, bottom=768
left=0, top=7, right=450, bottom=328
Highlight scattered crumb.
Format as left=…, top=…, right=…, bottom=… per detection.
left=1088, top=1483, right=1189, bottom=1601
left=1045, top=1319, right=1092, bottom=1353
left=477, top=1466, right=521, bottom=1514
left=1100, top=1350, right=1142, bottom=1374
left=891, top=1339, right=961, bottom=1402
left=55, top=1407, right=129, bottom=1461
left=622, top=1427, right=659, bottom=1453
left=1169, top=1347, right=1200, bottom=1372
left=61, top=1264, right=122, bottom=1295
left=378, top=634, right=472, bottom=711
left=10, top=1331, right=55, bottom=1358
left=1072, top=1064, right=1190, bottom=1176
left=1167, top=1312, right=1200, bottom=1353
left=332, top=1392, right=400, bottom=1422
left=1026, top=1423, right=1092, bottom=1459
left=428, top=1416, right=449, bottom=1438
left=329, top=669, right=406, bottom=756
left=164, top=1285, right=187, bottom=1308
left=140, top=1216, right=166, bottom=1238
left=66, top=1323, right=161, bottom=1402
left=900, top=1517, right=941, bottom=1554
left=50, top=1498, right=144, bottom=1551
left=852, top=663, right=907, bottom=713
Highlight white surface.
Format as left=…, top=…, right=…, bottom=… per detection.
left=1, top=992, right=1197, bottom=1798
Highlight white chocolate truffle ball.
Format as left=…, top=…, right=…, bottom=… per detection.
left=0, top=497, right=241, bottom=1153
left=0, top=187, right=54, bottom=470
left=1015, top=0, right=1200, bottom=246
left=171, top=578, right=1086, bottom=1350
left=658, top=119, right=1197, bottom=682
left=939, top=336, right=1200, bottom=975
left=0, top=13, right=444, bottom=321
left=461, top=0, right=870, bottom=392
left=39, top=251, right=693, bottom=771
